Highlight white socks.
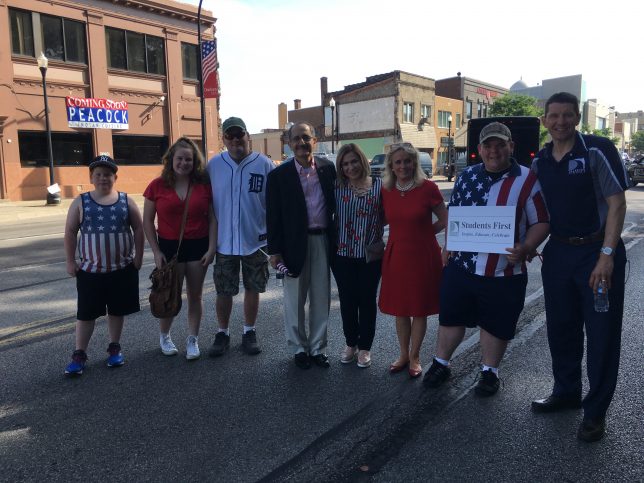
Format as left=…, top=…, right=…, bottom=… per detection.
left=481, top=364, right=498, bottom=375
left=434, top=356, right=450, bottom=366
left=243, top=325, right=255, bottom=334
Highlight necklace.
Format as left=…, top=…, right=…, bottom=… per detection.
left=395, top=180, right=415, bottom=197
left=349, top=182, right=370, bottom=197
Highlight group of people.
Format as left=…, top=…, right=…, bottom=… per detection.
left=63, top=92, right=630, bottom=443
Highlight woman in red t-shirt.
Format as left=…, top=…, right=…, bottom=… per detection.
left=143, top=137, right=217, bottom=360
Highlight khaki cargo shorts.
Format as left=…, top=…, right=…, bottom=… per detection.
left=213, top=248, right=269, bottom=296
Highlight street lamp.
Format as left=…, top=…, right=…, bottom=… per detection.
left=37, top=53, right=61, bottom=205
left=329, top=97, right=336, bottom=154
left=447, top=114, right=454, bottom=181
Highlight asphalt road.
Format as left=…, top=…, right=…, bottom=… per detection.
left=1, top=186, right=643, bottom=482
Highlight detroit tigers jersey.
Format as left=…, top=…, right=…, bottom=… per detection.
left=448, top=161, right=549, bottom=277
left=207, top=151, right=274, bottom=255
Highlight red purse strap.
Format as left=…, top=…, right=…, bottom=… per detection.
left=175, top=184, right=193, bottom=256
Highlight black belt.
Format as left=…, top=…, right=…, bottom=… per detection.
left=307, top=227, right=326, bottom=235
left=549, top=232, right=604, bottom=246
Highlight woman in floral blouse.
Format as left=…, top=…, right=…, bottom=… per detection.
left=332, top=144, right=384, bottom=368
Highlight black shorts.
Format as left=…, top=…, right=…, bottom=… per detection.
left=158, top=236, right=209, bottom=263
left=76, top=264, right=140, bottom=321
left=439, top=261, right=527, bottom=341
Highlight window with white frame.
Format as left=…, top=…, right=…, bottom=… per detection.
left=403, top=102, right=414, bottom=123
left=421, top=104, right=431, bottom=121
left=438, top=110, right=452, bottom=129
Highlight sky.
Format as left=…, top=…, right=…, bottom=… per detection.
left=186, top=0, right=643, bottom=134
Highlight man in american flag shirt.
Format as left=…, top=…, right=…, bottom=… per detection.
left=423, top=122, right=550, bottom=396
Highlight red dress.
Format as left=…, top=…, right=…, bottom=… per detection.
left=378, top=180, right=444, bottom=317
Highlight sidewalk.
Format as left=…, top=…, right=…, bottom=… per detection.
left=0, top=177, right=453, bottom=225
left=0, top=194, right=146, bottom=224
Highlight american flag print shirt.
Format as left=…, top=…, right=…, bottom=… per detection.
left=78, top=192, right=134, bottom=273
left=448, top=161, right=549, bottom=277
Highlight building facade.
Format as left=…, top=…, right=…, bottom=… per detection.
left=0, top=0, right=219, bottom=201
left=288, top=72, right=439, bottom=162
left=435, top=73, right=508, bottom=128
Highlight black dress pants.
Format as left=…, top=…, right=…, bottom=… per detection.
left=331, top=255, right=382, bottom=351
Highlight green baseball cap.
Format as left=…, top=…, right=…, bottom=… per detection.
left=222, top=117, right=247, bottom=133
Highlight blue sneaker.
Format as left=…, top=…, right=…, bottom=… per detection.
left=65, top=350, right=87, bottom=376
left=106, top=342, right=124, bottom=368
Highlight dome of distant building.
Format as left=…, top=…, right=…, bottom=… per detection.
left=510, top=79, right=528, bottom=91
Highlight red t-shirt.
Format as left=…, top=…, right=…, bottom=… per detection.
left=143, top=177, right=212, bottom=240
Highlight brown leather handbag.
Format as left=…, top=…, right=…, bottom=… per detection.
left=149, top=186, right=192, bottom=318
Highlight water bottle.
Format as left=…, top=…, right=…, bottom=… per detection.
left=594, top=281, right=609, bottom=313
left=276, top=271, right=284, bottom=287
left=275, top=262, right=290, bottom=287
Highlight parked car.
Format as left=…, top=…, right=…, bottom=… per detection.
left=370, top=152, right=433, bottom=178
left=627, top=156, right=644, bottom=186
left=370, top=154, right=386, bottom=178
left=313, top=152, right=336, bottom=163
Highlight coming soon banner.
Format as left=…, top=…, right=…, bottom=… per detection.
left=65, top=97, right=129, bottom=129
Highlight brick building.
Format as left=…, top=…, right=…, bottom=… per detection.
left=0, top=0, right=219, bottom=201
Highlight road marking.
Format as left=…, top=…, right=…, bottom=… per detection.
left=0, top=232, right=64, bottom=242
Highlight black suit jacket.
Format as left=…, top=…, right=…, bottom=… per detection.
left=266, top=157, right=336, bottom=277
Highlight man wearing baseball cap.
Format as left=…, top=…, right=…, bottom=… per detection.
left=206, top=117, right=274, bottom=357
left=423, top=122, right=550, bottom=396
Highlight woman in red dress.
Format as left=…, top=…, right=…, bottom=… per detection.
left=378, top=143, right=447, bottom=378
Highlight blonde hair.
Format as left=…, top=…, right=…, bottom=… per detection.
left=160, top=137, right=208, bottom=186
left=382, top=142, right=426, bottom=190
left=335, top=143, right=371, bottom=187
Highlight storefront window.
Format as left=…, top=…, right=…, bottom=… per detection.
left=18, top=131, right=94, bottom=168
left=113, top=135, right=168, bottom=165
left=106, top=28, right=166, bottom=75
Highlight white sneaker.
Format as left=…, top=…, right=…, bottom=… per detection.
left=341, top=345, right=357, bottom=364
left=186, top=335, right=200, bottom=360
left=160, top=333, right=178, bottom=356
left=357, top=350, right=371, bottom=368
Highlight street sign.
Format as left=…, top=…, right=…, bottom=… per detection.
left=440, top=137, right=451, bottom=147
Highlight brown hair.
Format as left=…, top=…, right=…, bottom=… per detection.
left=335, top=143, right=370, bottom=187
left=160, top=137, right=208, bottom=186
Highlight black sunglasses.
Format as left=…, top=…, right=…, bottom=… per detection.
left=224, top=131, right=247, bottom=140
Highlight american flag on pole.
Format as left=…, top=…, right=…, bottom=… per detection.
left=202, top=39, right=220, bottom=98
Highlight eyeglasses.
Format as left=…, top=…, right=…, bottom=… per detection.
left=290, top=135, right=314, bottom=143
left=224, top=131, right=247, bottom=140
left=390, top=142, right=413, bottom=150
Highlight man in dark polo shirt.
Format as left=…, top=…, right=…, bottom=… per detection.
left=531, top=92, right=631, bottom=442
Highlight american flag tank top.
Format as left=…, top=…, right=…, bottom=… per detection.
left=78, top=192, right=134, bottom=273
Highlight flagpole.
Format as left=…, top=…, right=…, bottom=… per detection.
left=197, top=0, right=207, bottom=155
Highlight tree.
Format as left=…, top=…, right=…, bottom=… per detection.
left=489, top=94, right=542, bottom=117
left=581, top=125, right=620, bottom=145
left=489, top=94, right=548, bottom=145
left=631, top=131, right=644, bottom=152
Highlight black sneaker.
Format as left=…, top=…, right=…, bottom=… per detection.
left=577, top=417, right=606, bottom=442
left=423, top=359, right=451, bottom=388
left=209, top=332, right=230, bottom=357
left=474, top=369, right=500, bottom=397
left=241, top=330, right=261, bottom=355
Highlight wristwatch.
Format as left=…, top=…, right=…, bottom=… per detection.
left=600, top=246, right=614, bottom=256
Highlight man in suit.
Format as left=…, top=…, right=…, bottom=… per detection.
left=266, top=122, right=336, bottom=369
